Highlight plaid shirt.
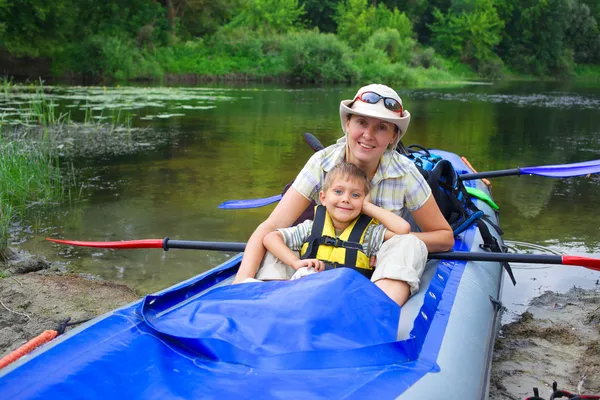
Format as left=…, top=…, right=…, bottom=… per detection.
left=291, top=140, right=431, bottom=217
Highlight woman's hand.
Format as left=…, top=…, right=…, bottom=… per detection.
left=292, top=258, right=325, bottom=272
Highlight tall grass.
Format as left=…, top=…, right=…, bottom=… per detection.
left=0, top=139, right=65, bottom=256
left=1, top=83, right=80, bottom=259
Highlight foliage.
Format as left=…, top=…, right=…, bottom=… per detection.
left=394, top=0, right=451, bottom=44
left=226, top=0, right=306, bottom=35
left=156, top=0, right=243, bottom=37
left=0, top=139, right=64, bottom=252
left=429, top=0, right=504, bottom=72
left=0, top=0, right=599, bottom=81
left=335, top=0, right=413, bottom=48
left=280, top=30, right=356, bottom=81
left=0, top=0, right=79, bottom=57
left=62, top=34, right=163, bottom=81
left=300, top=0, right=339, bottom=33
left=565, top=0, right=600, bottom=63
left=495, top=0, right=573, bottom=76
left=364, top=28, right=416, bottom=64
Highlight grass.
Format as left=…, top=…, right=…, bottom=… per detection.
left=0, top=138, right=65, bottom=254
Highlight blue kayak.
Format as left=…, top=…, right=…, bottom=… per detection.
left=0, top=150, right=505, bottom=399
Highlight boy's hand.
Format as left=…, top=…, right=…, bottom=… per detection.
left=292, top=258, right=325, bottom=272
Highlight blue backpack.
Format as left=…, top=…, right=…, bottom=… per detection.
left=403, top=144, right=485, bottom=236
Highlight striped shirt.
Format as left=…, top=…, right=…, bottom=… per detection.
left=291, top=140, right=432, bottom=217
left=278, top=218, right=387, bottom=256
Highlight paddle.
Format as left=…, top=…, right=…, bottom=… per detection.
left=459, top=159, right=600, bottom=180
left=47, top=238, right=600, bottom=272
left=218, top=133, right=325, bottom=210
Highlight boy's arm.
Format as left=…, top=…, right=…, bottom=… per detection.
left=263, top=231, right=325, bottom=271
left=362, top=195, right=411, bottom=240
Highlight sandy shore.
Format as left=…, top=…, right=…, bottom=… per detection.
left=1, top=253, right=599, bottom=399
left=490, top=287, right=600, bottom=399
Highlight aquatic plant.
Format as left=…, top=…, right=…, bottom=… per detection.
left=0, top=139, right=65, bottom=257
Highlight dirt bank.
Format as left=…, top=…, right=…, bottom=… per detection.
left=489, top=287, right=600, bottom=399
left=0, top=250, right=139, bottom=359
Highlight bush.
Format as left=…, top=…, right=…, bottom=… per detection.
left=365, top=28, right=416, bottom=64
left=280, top=31, right=356, bottom=81
left=478, top=57, right=505, bottom=79
left=65, top=35, right=162, bottom=81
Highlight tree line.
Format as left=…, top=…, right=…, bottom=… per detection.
left=1, top=0, right=598, bottom=82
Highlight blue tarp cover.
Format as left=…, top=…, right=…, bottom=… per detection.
left=143, top=269, right=403, bottom=369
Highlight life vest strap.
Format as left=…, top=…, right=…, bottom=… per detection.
left=312, top=235, right=364, bottom=251
left=323, top=262, right=373, bottom=279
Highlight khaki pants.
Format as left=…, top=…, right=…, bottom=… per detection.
left=255, top=234, right=428, bottom=295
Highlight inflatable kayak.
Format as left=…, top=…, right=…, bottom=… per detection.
left=0, top=150, right=505, bottom=399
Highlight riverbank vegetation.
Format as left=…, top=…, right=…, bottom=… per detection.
left=1, top=0, right=599, bottom=84
left=0, top=80, right=139, bottom=260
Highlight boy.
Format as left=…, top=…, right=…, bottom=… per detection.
left=263, top=162, right=411, bottom=280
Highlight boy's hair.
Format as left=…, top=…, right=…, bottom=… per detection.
left=323, top=162, right=371, bottom=195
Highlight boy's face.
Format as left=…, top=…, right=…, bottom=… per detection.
left=319, top=177, right=365, bottom=225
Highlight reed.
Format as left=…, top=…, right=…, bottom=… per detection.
left=0, top=138, right=65, bottom=255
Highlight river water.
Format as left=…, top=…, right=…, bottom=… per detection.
left=5, top=81, right=600, bottom=322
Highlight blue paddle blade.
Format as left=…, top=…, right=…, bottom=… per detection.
left=218, top=194, right=282, bottom=209
left=522, top=159, right=600, bottom=177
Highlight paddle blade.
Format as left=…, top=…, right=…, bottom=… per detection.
left=521, top=159, right=600, bottom=178
left=562, top=255, right=600, bottom=271
left=47, top=238, right=164, bottom=249
left=303, top=132, right=325, bottom=152
left=218, top=194, right=282, bottom=209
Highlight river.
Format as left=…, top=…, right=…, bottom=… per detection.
left=4, top=81, right=600, bottom=322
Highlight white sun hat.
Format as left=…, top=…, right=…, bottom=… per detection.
left=339, top=84, right=411, bottom=149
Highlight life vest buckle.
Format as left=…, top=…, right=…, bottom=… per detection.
left=322, top=236, right=341, bottom=247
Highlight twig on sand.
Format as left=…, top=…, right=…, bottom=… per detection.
left=11, top=276, right=23, bottom=287
left=0, top=298, right=30, bottom=320
left=577, top=372, right=586, bottom=394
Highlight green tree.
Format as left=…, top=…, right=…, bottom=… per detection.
left=565, top=0, right=600, bottom=63
left=335, top=0, right=413, bottom=48
left=300, top=0, right=339, bottom=32
left=226, top=0, right=306, bottom=35
left=0, top=0, right=78, bottom=57
left=393, top=0, right=451, bottom=44
left=156, top=0, right=242, bottom=37
left=496, top=0, right=573, bottom=75
left=429, top=0, right=503, bottom=70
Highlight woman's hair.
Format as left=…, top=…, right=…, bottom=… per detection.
left=323, top=162, right=371, bottom=194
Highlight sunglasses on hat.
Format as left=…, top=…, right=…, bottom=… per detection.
left=352, top=91, right=403, bottom=114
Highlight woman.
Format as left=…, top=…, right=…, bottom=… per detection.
left=233, top=84, right=454, bottom=306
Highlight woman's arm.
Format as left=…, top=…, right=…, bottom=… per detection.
left=409, top=196, right=455, bottom=252
left=233, top=188, right=311, bottom=283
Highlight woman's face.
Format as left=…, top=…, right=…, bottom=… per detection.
left=345, top=115, right=398, bottom=165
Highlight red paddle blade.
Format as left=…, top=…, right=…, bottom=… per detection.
left=47, top=238, right=164, bottom=249
left=562, top=255, right=600, bottom=271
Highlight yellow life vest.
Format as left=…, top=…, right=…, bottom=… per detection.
left=300, top=206, right=377, bottom=276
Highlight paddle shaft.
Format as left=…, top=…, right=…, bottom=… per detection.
left=459, top=168, right=521, bottom=180
left=47, top=238, right=600, bottom=270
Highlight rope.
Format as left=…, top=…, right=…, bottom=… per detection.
left=0, top=330, right=57, bottom=369
left=0, top=317, right=92, bottom=370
